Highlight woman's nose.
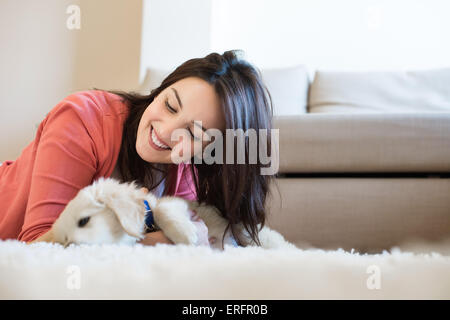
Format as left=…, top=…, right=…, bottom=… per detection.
left=158, top=123, right=188, bottom=146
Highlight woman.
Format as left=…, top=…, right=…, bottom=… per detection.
left=0, top=50, right=275, bottom=248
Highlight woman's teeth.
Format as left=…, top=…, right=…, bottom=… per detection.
left=151, top=127, right=170, bottom=149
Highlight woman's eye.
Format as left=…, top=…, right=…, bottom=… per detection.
left=165, top=100, right=176, bottom=113
left=165, top=98, right=200, bottom=141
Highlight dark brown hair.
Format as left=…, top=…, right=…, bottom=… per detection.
left=95, top=50, right=276, bottom=248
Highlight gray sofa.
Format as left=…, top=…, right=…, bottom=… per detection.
left=264, top=67, right=450, bottom=253
left=136, top=66, right=450, bottom=253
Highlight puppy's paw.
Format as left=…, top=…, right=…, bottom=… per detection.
left=152, top=198, right=198, bottom=245
left=163, top=219, right=198, bottom=245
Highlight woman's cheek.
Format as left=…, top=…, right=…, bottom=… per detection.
left=192, top=139, right=205, bottom=157
left=170, top=135, right=194, bottom=163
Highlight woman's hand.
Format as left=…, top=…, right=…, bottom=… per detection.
left=188, top=209, right=217, bottom=246
left=137, top=230, right=174, bottom=246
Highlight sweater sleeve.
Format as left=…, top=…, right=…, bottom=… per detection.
left=17, top=96, right=101, bottom=242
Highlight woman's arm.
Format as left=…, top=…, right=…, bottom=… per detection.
left=25, top=225, right=172, bottom=246
left=26, top=228, right=54, bottom=244
left=27, top=229, right=173, bottom=245
left=137, top=230, right=174, bottom=246
left=18, top=95, right=101, bottom=242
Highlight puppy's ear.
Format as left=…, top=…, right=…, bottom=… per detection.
left=92, top=178, right=148, bottom=239
left=104, top=197, right=146, bottom=239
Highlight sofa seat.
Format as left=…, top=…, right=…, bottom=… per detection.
left=266, top=177, right=450, bottom=252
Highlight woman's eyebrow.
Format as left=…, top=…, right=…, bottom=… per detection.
left=171, top=87, right=183, bottom=109
left=171, top=87, right=208, bottom=133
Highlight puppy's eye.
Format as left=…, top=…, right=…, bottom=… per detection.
left=78, top=216, right=90, bottom=228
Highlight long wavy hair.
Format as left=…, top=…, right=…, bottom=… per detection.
left=95, top=50, right=276, bottom=248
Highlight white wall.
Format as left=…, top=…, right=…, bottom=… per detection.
left=210, top=0, right=450, bottom=78
left=139, top=0, right=212, bottom=84
left=2, top=0, right=450, bottom=160
left=0, top=0, right=79, bottom=161
left=0, top=0, right=142, bottom=160
left=72, top=0, right=143, bottom=93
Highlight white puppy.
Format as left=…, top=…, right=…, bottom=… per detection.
left=50, top=177, right=245, bottom=250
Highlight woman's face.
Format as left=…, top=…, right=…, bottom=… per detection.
left=136, top=76, right=226, bottom=164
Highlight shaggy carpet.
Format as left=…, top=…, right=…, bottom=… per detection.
left=1, top=236, right=449, bottom=299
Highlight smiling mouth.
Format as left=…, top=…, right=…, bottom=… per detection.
left=149, top=125, right=171, bottom=151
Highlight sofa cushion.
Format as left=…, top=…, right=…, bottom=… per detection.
left=138, top=68, right=171, bottom=95
left=261, top=65, right=309, bottom=115
left=308, top=68, right=450, bottom=113
left=274, top=113, right=450, bottom=173
left=139, top=65, right=310, bottom=115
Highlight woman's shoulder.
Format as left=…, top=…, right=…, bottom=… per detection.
left=60, top=89, right=129, bottom=119
left=38, top=90, right=129, bottom=157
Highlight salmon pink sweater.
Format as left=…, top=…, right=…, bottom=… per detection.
left=0, top=90, right=197, bottom=242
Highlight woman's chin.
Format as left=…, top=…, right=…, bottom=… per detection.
left=138, top=148, right=173, bottom=164
left=136, top=141, right=157, bottom=163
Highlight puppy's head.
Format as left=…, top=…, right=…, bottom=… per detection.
left=52, top=177, right=155, bottom=247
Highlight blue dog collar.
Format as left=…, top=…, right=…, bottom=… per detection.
left=143, top=199, right=158, bottom=233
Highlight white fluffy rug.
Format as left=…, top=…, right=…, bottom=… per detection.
left=1, top=237, right=450, bottom=299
